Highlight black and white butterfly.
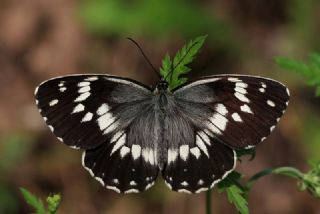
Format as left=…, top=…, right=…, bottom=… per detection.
left=35, top=73, right=289, bottom=194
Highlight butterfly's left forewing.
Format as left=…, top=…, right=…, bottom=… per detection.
left=35, top=75, right=158, bottom=193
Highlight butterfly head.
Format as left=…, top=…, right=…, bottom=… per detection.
left=154, top=78, right=169, bottom=94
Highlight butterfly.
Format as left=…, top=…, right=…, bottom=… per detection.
left=35, top=73, right=289, bottom=194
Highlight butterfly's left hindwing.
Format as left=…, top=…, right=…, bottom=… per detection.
left=35, top=75, right=158, bottom=193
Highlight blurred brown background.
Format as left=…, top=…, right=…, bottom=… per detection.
left=0, top=0, right=320, bottom=213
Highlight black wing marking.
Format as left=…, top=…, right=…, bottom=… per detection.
left=161, top=105, right=236, bottom=193
left=173, top=74, right=290, bottom=149
left=35, top=74, right=159, bottom=193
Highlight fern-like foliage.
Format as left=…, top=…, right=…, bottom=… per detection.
left=20, top=188, right=61, bottom=214
left=160, top=35, right=207, bottom=90
left=218, top=172, right=249, bottom=214
left=275, top=53, right=320, bottom=96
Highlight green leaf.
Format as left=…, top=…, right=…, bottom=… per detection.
left=225, top=184, right=249, bottom=214
left=275, top=57, right=310, bottom=75
left=275, top=53, right=320, bottom=97
left=218, top=172, right=249, bottom=214
left=20, top=188, right=46, bottom=214
left=47, top=194, right=61, bottom=214
left=160, top=35, right=207, bottom=89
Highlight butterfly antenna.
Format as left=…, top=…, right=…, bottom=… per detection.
left=126, top=37, right=161, bottom=79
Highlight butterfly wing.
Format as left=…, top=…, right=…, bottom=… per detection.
left=162, top=75, right=289, bottom=193
left=35, top=74, right=158, bottom=193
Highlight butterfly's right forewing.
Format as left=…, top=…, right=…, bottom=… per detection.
left=161, top=74, right=289, bottom=193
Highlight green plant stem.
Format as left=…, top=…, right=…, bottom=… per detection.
left=246, top=167, right=304, bottom=190
left=206, top=189, right=212, bottom=214
left=272, top=167, right=304, bottom=178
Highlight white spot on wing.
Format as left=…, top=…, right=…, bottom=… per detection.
left=72, top=103, right=85, bottom=113
left=286, top=87, right=290, bottom=96
left=235, top=86, right=247, bottom=94
left=85, top=76, right=98, bottom=81
left=228, top=77, right=240, bottom=82
left=110, top=134, right=126, bottom=155
left=48, top=125, right=54, bottom=132
left=196, top=136, right=209, bottom=157
left=168, top=149, right=178, bottom=164
left=190, top=147, right=201, bottom=159
left=95, top=177, right=104, bottom=186
left=58, top=82, right=65, bottom=87
left=231, top=112, right=242, bottom=122
left=131, top=144, right=141, bottom=160
left=206, top=122, right=222, bottom=135
left=198, top=179, right=204, bottom=185
left=259, top=88, right=265, bottom=93
left=112, top=179, right=119, bottom=184
left=178, top=189, right=191, bottom=194
left=97, top=104, right=110, bottom=116
left=97, top=113, right=115, bottom=130
left=103, top=121, right=119, bottom=135
left=195, top=188, right=209, bottom=193
left=78, top=86, right=90, bottom=93
left=209, top=113, right=228, bottom=131
left=179, top=145, right=189, bottom=161
left=78, top=81, right=90, bottom=87
left=145, top=181, right=155, bottom=190
left=245, top=145, right=255, bottom=149
left=111, top=131, right=124, bottom=143
left=240, top=104, right=253, bottom=114
left=81, top=151, right=94, bottom=178
left=120, top=146, right=130, bottom=158
left=198, top=131, right=210, bottom=145
left=235, top=82, right=248, bottom=88
left=49, top=99, right=58, bottom=106
left=59, top=87, right=67, bottom=92
left=270, top=125, right=276, bottom=132
left=215, top=104, right=228, bottom=116
left=106, top=185, right=120, bottom=193
left=34, top=86, right=39, bottom=95
left=142, top=148, right=155, bottom=165
left=74, top=92, right=90, bottom=102
left=124, top=188, right=139, bottom=193
left=70, top=145, right=80, bottom=150
left=267, top=100, right=276, bottom=107
left=234, top=92, right=250, bottom=103
left=130, top=181, right=137, bottom=186
left=181, top=181, right=188, bottom=186
left=261, top=82, right=267, bottom=88
left=81, top=112, right=93, bottom=122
